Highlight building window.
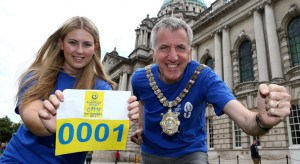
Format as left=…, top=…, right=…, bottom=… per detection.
left=239, top=40, right=254, bottom=82
left=207, top=117, right=214, bottom=148
left=288, top=16, right=300, bottom=67
left=186, top=6, right=188, bottom=11
left=234, top=122, right=241, bottom=147
left=290, top=104, right=300, bottom=145
left=204, top=56, right=214, bottom=69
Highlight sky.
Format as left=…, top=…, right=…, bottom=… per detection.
left=0, top=0, right=214, bottom=123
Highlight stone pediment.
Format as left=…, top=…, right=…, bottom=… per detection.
left=286, top=65, right=300, bottom=81
left=102, top=54, right=123, bottom=73
left=233, top=81, right=259, bottom=95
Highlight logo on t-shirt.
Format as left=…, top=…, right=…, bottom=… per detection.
left=184, top=102, right=193, bottom=118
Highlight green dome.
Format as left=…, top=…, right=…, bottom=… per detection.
left=161, top=0, right=172, bottom=8
left=161, top=0, right=207, bottom=9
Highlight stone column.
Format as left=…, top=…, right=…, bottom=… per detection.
left=143, top=29, right=147, bottom=46
left=214, top=32, right=223, bottom=79
left=127, top=74, right=132, bottom=91
left=253, top=9, right=269, bottom=82
left=121, top=72, right=128, bottom=91
left=135, top=30, right=140, bottom=49
left=138, top=30, right=143, bottom=46
left=264, top=3, right=283, bottom=79
left=222, top=27, right=232, bottom=90
left=192, top=44, right=199, bottom=61
left=118, top=74, right=123, bottom=91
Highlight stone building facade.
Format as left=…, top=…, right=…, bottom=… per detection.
left=99, top=0, right=300, bottom=163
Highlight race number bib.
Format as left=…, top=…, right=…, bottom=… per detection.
left=55, top=89, right=131, bottom=155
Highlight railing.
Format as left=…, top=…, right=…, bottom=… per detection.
left=127, top=154, right=140, bottom=163
left=122, top=154, right=300, bottom=164
left=208, top=155, right=300, bottom=164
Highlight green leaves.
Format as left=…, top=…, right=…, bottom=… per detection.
left=0, top=116, right=21, bottom=142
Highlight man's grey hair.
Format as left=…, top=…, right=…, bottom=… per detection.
left=150, top=17, right=193, bottom=49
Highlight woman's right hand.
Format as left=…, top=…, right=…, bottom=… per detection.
left=38, top=90, right=64, bottom=135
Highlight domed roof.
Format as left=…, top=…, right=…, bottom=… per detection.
left=161, top=0, right=207, bottom=9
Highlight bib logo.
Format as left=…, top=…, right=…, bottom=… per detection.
left=84, top=91, right=104, bottom=118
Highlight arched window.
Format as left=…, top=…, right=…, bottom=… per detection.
left=204, top=56, right=214, bottom=69
left=288, top=16, right=300, bottom=67
left=239, top=40, right=254, bottom=82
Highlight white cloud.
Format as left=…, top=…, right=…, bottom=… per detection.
left=0, top=0, right=214, bottom=123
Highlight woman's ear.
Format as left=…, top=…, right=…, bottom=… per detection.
left=59, top=38, right=63, bottom=50
left=95, top=42, right=99, bottom=50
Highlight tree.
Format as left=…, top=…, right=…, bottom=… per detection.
left=0, top=116, right=21, bottom=142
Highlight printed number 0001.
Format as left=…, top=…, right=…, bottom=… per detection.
left=58, top=123, right=124, bottom=144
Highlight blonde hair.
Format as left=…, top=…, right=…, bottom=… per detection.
left=17, top=16, right=116, bottom=108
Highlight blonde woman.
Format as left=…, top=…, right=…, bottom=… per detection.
left=0, top=16, right=139, bottom=163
